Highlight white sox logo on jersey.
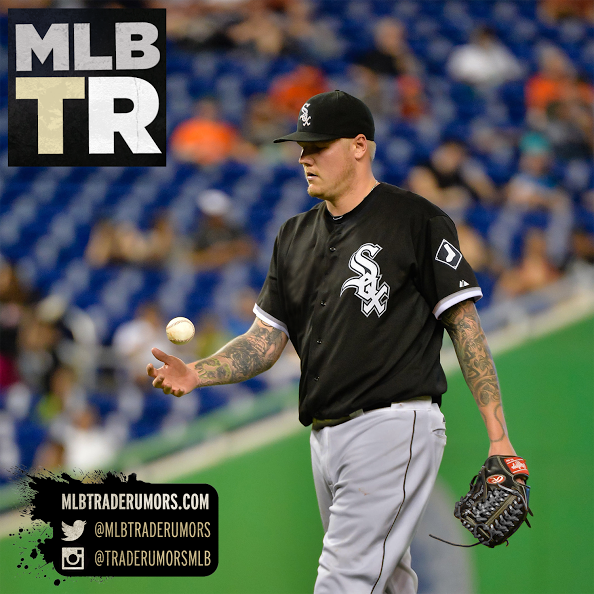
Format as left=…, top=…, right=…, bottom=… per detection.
left=340, top=243, right=390, bottom=317
left=299, top=102, right=311, bottom=126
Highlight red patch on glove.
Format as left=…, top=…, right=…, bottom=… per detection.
left=504, top=457, right=529, bottom=475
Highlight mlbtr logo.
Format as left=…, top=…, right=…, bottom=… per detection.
left=8, top=9, right=166, bottom=166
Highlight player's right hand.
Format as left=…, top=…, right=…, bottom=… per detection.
left=147, top=348, right=199, bottom=397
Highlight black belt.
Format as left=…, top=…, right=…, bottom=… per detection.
left=311, top=397, right=434, bottom=431
left=312, top=404, right=387, bottom=431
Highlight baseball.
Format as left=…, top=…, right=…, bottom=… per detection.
left=166, top=317, right=195, bottom=345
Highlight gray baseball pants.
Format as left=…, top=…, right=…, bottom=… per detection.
left=310, top=398, right=446, bottom=594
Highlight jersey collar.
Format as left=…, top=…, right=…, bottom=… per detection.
left=323, top=182, right=382, bottom=225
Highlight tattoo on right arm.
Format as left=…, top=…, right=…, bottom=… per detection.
left=193, top=319, right=287, bottom=386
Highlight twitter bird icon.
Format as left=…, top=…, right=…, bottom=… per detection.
left=62, top=520, right=86, bottom=541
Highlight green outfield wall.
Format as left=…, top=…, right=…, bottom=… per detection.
left=1, top=316, right=592, bottom=594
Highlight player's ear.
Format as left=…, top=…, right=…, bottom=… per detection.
left=352, top=135, right=368, bottom=161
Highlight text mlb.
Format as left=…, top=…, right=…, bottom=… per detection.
left=15, top=21, right=161, bottom=155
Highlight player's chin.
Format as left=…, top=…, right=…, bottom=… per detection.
left=306, top=182, right=324, bottom=199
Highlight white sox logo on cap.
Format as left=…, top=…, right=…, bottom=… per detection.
left=341, top=243, right=390, bottom=317
left=299, top=102, right=311, bottom=126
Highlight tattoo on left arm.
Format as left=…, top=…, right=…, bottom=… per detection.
left=441, top=299, right=509, bottom=445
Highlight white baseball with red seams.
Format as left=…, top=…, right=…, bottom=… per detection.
left=166, top=317, right=195, bottom=345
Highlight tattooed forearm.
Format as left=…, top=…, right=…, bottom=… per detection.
left=441, top=299, right=508, bottom=445
left=192, top=318, right=288, bottom=386
left=441, top=299, right=500, bottom=407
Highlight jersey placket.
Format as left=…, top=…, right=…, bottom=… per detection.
left=306, top=223, right=343, bottom=391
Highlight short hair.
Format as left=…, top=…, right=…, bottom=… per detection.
left=368, top=140, right=377, bottom=161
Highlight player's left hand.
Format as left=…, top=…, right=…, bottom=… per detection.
left=488, top=441, right=524, bottom=483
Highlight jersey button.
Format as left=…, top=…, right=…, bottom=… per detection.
left=314, top=377, right=319, bottom=381
left=316, top=339, right=322, bottom=344
left=329, top=247, right=336, bottom=252
left=320, top=300, right=326, bottom=306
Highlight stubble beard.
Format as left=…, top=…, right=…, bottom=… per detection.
left=306, top=160, right=355, bottom=204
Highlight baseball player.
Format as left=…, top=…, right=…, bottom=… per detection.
left=148, top=91, right=521, bottom=593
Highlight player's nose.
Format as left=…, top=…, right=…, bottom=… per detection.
left=299, top=147, right=314, bottom=164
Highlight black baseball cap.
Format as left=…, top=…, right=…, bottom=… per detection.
left=273, top=90, right=375, bottom=143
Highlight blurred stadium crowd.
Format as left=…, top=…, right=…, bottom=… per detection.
left=0, top=0, right=593, bottom=483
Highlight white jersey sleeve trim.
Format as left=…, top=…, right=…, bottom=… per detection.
left=432, top=287, right=483, bottom=319
left=253, top=304, right=289, bottom=338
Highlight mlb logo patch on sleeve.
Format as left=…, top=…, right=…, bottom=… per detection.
left=435, top=239, right=462, bottom=269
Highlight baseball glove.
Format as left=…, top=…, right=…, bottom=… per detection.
left=431, top=455, right=533, bottom=548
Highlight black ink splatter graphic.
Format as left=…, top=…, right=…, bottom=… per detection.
left=9, top=469, right=218, bottom=581
left=10, top=469, right=128, bottom=585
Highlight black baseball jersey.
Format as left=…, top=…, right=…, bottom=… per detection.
left=255, top=183, right=482, bottom=427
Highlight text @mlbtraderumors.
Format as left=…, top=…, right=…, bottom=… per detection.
left=94, top=521, right=211, bottom=539
left=62, top=492, right=209, bottom=511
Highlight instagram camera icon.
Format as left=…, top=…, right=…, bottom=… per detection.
left=62, top=547, right=84, bottom=570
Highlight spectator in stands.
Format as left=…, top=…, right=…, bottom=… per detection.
left=0, top=0, right=47, bottom=11
left=34, top=365, right=86, bottom=427
left=154, top=0, right=236, bottom=52
left=225, top=286, right=260, bottom=336
left=0, top=259, right=30, bottom=389
left=33, top=439, right=65, bottom=472
left=407, top=140, right=499, bottom=220
left=572, top=227, right=594, bottom=265
left=395, top=62, right=427, bottom=121
left=284, top=0, right=344, bottom=61
left=269, top=64, right=328, bottom=121
left=347, top=64, right=392, bottom=119
left=541, top=90, right=594, bottom=161
left=353, top=18, right=426, bottom=120
left=226, top=0, right=284, bottom=56
left=447, top=26, right=523, bottom=90
left=17, top=306, right=60, bottom=395
left=458, top=222, right=493, bottom=273
left=525, top=45, right=594, bottom=132
left=62, top=405, right=119, bottom=471
left=356, top=17, right=417, bottom=77
left=490, top=133, right=573, bottom=268
left=116, top=214, right=174, bottom=267
left=85, top=219, right=120, bottom=267
left=112, top=301, right=170, bottom=388
left=191, top=189, right=256, bottom=270
left=470, top=121, right=515, bottom=161
left=538, top=0, right=594, bottom=23
left=194, top=311, right=233, bottom=360
left=242, top=93, right=290, bottom=149
left=170, top=98, right=255, bottom=166
left=494, top=228, right=562, bottom=299
left=85, top=213, right=174, bottom=268
left=457, top=222, right=499, bottom=305
left=581, top=189, right=594, bottom=214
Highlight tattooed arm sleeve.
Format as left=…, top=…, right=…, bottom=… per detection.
left=440, top=299, right=517, bottom=456
left=193, top=317, right=288, bottom=387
